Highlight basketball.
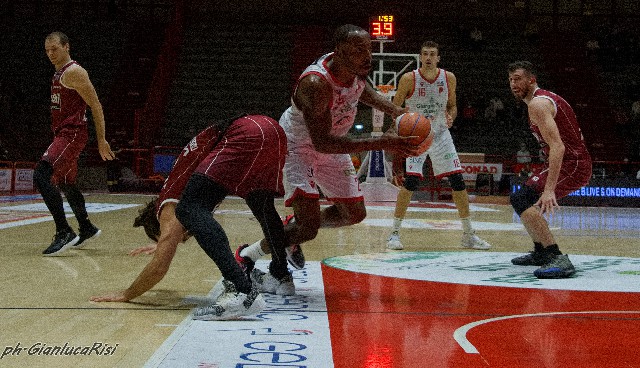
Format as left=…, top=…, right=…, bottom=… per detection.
left=394, top=112, right=434, bottom=153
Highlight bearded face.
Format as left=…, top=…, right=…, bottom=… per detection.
left=509, top=69, right=535, bottom=101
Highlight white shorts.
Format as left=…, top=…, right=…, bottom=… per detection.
left=283, top=145, right=363, bottom=206
left=405, top=129, right=464, bottom=179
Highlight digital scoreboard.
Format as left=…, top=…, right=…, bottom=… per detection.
left=369, top=15, right=395, bottom=41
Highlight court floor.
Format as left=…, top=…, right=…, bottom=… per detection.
left=0, top=192, right=639, bottom=367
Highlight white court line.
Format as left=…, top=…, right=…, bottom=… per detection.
left=454, top=310, right=640, bottom=354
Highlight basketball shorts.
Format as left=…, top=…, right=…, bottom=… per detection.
left=404, top=129, right=464, bottom=179
left=283, top=146, right=362, bottom=207
left=526, top=158, right=592, bottom=199
left=195, top=116, right=287, bottom=199
left=42, top=127, right=88, bottom=185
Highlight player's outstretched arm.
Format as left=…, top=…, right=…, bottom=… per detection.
left=90, top=209, right=183, bottom=302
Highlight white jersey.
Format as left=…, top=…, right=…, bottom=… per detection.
left=280, top=53, right=366, bottom=148
left=404, top=68, right=449, bottom=136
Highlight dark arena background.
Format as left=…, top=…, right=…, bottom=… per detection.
left=1, top=1, right=640, bottom=367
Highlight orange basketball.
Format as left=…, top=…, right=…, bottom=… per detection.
left=395, top=112, right=433, bottom=152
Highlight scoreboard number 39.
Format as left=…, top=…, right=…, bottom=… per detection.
left=369, top=15, right=395, bottom=41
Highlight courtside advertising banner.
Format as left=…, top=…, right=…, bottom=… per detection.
left=13, top=168, right=34, bottom=191
left=0, top=169, right=12, bottom=191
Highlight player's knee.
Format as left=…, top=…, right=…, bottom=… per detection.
left=510, top=185, right=539, bottom=216
left=403, top=175, right=421, bottom=191
left=448, top=173, right=466, bottom=191
left=33, top=161, right=53, bottom=188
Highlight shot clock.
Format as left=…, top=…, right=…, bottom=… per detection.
left=369, top=15, right=395, bottom=41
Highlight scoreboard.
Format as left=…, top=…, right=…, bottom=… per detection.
left=369, top=15, right=395, bottom=41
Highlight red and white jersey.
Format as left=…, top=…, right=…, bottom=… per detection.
left=404, top=68, right=450, bottom=135
left=50, top=61, right=87, bottom=133
left=280, top=53, right=366, bottom=148
left=156, top=124, right=222, bottom=217
left=529, top=88, right=590, bottom=162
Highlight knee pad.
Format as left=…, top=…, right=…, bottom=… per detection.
left=448, top=173, right=466, bottom=191
left=403, top=175, right=421, bottom=191
left=510, top=185, right=540, bottom=216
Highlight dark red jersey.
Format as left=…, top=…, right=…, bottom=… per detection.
left=50, top=61, right=87, bottom=133
left=529, top=89, right=591, bottom=162
left=157, top=124, right=222, bottom=217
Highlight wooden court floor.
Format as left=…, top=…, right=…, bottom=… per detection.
left=0, top=192, right=639, bottom=367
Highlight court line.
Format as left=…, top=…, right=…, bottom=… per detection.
left=454, top=310, right=640, bottom=354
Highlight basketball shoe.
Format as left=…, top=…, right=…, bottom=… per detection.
left=42, top=228, right=80, bottom=256
left=511, top=251, right=554, bottom=266
left=193, top=280, right=265, bottom=321
left=234, top=244, right=255, bottom=275
left=533, top=254, right=576, bottom=279
left=387, top=230, right=403, bottom=250
left=251, top=268, right=295, bottom=296
left=73, top=224, right=101, bottom=249
left=283, top=215, right=305, bottom=269
left=461, top=232, right=491, bottom=250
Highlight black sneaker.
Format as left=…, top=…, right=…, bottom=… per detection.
left=511, top=251, right=554, bottom=266
left=42, top=229, right=80, bottom=256
left=534, top=254, right=576, bottom=279
left=74, top=224, right=101, bottom=249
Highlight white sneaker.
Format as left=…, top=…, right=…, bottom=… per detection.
left=387, top=230, right=403, bottom=250
left=250, top=268, right=295, bottom=296
left=193, top=280, right=265, bottom=321
left=461, top=232, right=491, bottom=250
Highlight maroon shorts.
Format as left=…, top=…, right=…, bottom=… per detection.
left=42, top=128, right=88, bottom=185
left=195, top=115, right=287, bottom=198
left=526, top=158, right=592, bottom=199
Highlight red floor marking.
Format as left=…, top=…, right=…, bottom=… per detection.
left=322, top=264, right=640, bottom=367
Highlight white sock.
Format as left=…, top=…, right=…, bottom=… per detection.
left=240, top=240, right=266, bottom=261
left=392, top=217, right=403, bottom=232
left=461, top=217, right=473, bottom=234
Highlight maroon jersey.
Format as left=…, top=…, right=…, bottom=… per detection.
left=195, top=115, right=286, bottom=199
left=529, top=89, right=590, bottom=162
left=157, top=124, right=222, bottom=218
left=50, top=61, right=87, bottom=133
left=525, top=89, right=592, bottom=198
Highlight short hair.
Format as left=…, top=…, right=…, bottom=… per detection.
left=334, top=24, right=367, bottom=45
left=133, top=197, right=160, bottom=242
left=421, top=41, right=440, bottom=52
left=508, top=61, right=537, bottom=77
left=46, top=31, right=70, bottom=46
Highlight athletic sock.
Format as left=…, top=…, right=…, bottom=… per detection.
left=461, top=217, right=473, bottom=234
left=534, top=242, right=543, bottom=252
left=543, top=244, right=562, bottom=256
left=392, top=217, right=403, bottom=232
left=240, top=240, right=266, bottom=261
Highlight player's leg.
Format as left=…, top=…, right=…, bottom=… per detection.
left=177, top=174, right=264, bottom=320
left=60, top=183, right=101, bottom=248
left=176, top=174, right=251, bottom=292
left=35, top=138, right=80, bottom=255
left=245, top=190, right=294, bottom=296
left=431, top=131, right=491, bottom=250
left=388, top=175, right=419, bottom=250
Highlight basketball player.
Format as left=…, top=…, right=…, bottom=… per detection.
left=235, top=24, right=418, bottom=284
left=38, top=32, right=115, bottom=256
left=92, top=115, right=290, bottom=320
left=508, top=61, right=591, bottom=279
left=386, top=41, right=491, bottom=251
